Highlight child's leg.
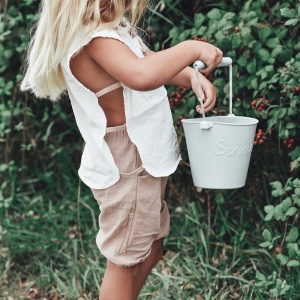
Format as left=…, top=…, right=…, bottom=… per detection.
left=133, top=238, right=164, bottom=300
left=99, top=260, right=141, bottom=300
left=99, top=238, right=164, bottom=300
left=93, top=127, right=170, bottom=299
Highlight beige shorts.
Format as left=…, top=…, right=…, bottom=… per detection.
left=91, top=124, right=170, bottom=267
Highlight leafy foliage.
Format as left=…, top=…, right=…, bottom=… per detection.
left=0, top=0, right=299, bottom=299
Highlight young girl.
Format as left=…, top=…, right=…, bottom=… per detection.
left=21, top=1, right=223, bottom=299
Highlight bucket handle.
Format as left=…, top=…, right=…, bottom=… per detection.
left=193, top=57, right=234, bottom=122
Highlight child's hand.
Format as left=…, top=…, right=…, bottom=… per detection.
left=196, top=42, right=223, bottom=74
left=191, top=73, right=216, bottom=114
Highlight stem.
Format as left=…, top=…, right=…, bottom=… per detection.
left=0, top=0, right=8, bottom=19
left=278, top=217, right=289, bottom=279
left=77, top=176, right=85, bottom=255
left=292, top=210, right=299, bottom=226
left=280, top=219, right=289, bottom=250
left=21, top=93, right=29, bottom=186
left=4, top=86, right=18, bottom=195
left=207, top=193, right=211, bottom=237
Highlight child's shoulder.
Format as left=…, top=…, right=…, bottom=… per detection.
left=87, top=23, right=146, bottom=56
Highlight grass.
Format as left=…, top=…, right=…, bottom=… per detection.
left=0, top=173, right=280, bottom=300
left=0, top=101, right=298, bottom=299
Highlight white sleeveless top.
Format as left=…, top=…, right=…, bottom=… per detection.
left=61, top=24, right=181, bottom=189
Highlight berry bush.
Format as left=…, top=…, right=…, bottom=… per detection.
left=150, top=1, right=299, bottom=298
left=0, top=0, right=299, bottom=299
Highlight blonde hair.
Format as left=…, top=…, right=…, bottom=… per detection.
left=20, top=0, right=149, bottom=101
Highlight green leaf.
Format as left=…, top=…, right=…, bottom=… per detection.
left=169, top=27, right=179, bottom=39
left=255, top=280, right=268, bottom=288
left=194, top=13, right=205, bottom=27
left=259, top=81, right=267, bottom=90
left=215, top=192, right=224, bottom=204
left=264, top=205, right=275, bottom=214
left=258, top=48, right=270, bottom=62
left=274, top=204, right=283, bottom=215
left=282, top=197, right=292, bottom=212
left=237, top=56, right=248, bottom=67
left=258, top=26, right=272, bottom=42
left=272, top=188, right=285, bottom=198
left=207, top=8, right=222, bottom=20
left=272, top=235, right=281, bottom=243
left=265, top=213, right=273, bottom=221
left=277, top=253, right=288, bottom=265
left=287, top=243, right=299, bottom=257
left=287, top=260, right=300, bottom=267
left=279, top=128, right=289, bottom=140
left=279, top=283, right=291, bottom=295
left=280, top=8, right=296, bottom=18
left=292, top=194, right=300, bottom=207
left=277, top=28, right=288, bottom=39
left=271, top=46, right=283, bottom=58
left=270, top=288, right=279, bottom=297
left=215, top=30, right=225, bottom=42
left=285, top=19, right=299, bottom=26
left=267, top=118, right=277, bottom=129
left=268, top=271, right=277, bottom=283
left=266, top=37, right=280, bottom=48
left=275, top=278, right=283, bottom=290
left=259, top=241, right=272, bottom=248
left=262, top=229, right=272, bottom=242
left=274, top=204, right=285, bottom=221
left=232, top=34, right=241, bottom=48
left=285, top=207, right=298, bottom=216
left=255, top=271, right=266, bottom=281
left=270, top=181, right=283, bottom=190
left=281, top=215, right=287, bottom=222
left=286, top=226, right=299, bottom=243
left=250, top=78, right=258, bottom=89
left=265, top=65, right=274, bottom=72
left=247, top=59, right=257, bottom=74
left=278, top=108, right=287, bottom=119
left=293, top=178, right=300, bottom=187
left=287, top=107, right=298, bottom=116
left=286, top=122, right=297, bottom=129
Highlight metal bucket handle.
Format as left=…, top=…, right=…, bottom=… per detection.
left=193, top=57, right=233, bottom=129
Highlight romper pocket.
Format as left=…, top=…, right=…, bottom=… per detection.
left=124, top=172, right=163, bottom=254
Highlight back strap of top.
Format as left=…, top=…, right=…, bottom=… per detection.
left=95, top=82, right=122, bottom=98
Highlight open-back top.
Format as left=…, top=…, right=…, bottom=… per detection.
left=61, top=24, right=181, bottom=189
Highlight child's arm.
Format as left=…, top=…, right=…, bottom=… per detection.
left=86, top=38, right=222, bottom=91
left=144, top=50, right=216, bottom=113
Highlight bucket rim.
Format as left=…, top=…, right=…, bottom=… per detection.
left=181, top=115, right=259, bottom=126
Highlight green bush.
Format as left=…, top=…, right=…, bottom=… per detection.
left=0, top=0, right=299, bottom=299
left=150, top=0, right=300, bottom=298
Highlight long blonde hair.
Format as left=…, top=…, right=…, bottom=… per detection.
left=20, top=0, right=149, bottom=101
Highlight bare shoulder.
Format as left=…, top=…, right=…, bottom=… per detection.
left=83, top=36, right=145, bottom=89
left=86, top=37, right=132, bottom=61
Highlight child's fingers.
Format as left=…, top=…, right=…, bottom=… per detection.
left=203, top=87, right=216, bottom=107
left=196, top=102, right=214, bottom=114
left=196, top=89, right=216, bottom=113
left=196, top=103, right=214, bottom=113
